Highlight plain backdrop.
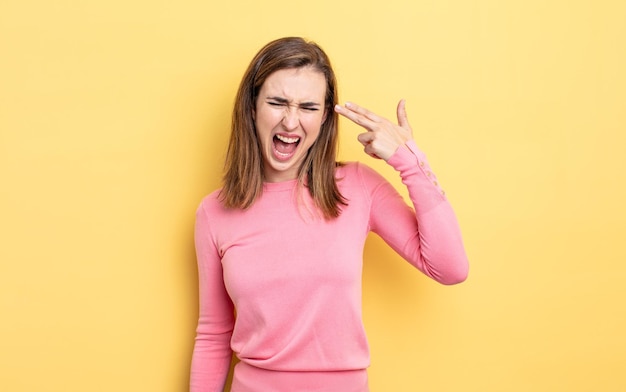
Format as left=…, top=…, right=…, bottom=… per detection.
left=1, top=0, right=625, bottom=391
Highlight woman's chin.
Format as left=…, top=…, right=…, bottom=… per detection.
left=265, top=154, right=304, bottom=181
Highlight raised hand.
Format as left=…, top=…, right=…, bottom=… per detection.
left=334, top=100, right=413, bottom=161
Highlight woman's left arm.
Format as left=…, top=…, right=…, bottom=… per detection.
left=335, top=100, right=469, bottom=284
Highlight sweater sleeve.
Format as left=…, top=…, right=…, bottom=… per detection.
left=363, top=140, right=469, bottom=285
left=190, top=200, right=235, bottom=392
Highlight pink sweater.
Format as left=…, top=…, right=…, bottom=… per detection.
left=190, top=141, right=469, bottom=391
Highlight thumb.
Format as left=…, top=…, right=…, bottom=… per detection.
left=397, top=99, right=411, bottom=129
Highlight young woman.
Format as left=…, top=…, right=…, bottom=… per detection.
left=190, top=37, right=469, bottom=392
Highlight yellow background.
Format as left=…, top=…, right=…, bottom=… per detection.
left=2, top=0, right=625, bottom=391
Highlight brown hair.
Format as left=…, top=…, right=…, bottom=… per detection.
left=219, top=37, right=346, bottom=219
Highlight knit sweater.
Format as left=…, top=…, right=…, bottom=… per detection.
left=190, top=141, right=469, bottom=391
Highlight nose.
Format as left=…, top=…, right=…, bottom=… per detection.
left=281, top=107, right=299, bottom=130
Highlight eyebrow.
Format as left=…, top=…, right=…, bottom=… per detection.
left=266, top=96, right=322, bottom=107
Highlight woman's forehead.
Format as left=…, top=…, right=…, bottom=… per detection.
left=260, top=68, right=326, bottom=102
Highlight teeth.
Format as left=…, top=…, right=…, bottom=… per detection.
left=276, top=134, right=300, bottom=144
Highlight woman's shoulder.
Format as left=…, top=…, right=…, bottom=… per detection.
left=196, top=188, right=226, bottom=214
left=335, top=162, right=390, bottom=200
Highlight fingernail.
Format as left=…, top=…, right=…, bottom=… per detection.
left=345, top=102, right=352, bottom=107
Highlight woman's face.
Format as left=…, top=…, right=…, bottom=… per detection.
left=254, top=67, right=327, bottom=183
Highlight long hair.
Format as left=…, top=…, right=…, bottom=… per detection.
left=219, top=37, right=346, bottom=219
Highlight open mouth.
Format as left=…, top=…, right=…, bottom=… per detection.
left=273, top=134, right=301, bottom=160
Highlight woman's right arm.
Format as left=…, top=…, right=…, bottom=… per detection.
left=190, top=201, right=235, bottom=392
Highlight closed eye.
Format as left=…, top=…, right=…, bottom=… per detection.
left=265, top=97, right=321, bottom=111
left=300, top=106, right=320, bottom=112
left=299, top=102, right=322, bottom=111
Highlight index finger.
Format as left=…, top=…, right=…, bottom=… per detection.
left=334, top=102, right=380, bottom=130
left=344, top=102, right=382, bottom=122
